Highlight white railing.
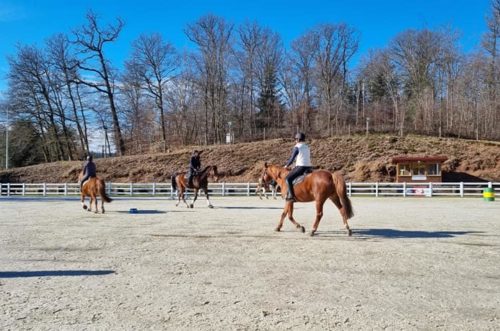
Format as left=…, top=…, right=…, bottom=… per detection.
left=0, top=182, right=498, bottom=198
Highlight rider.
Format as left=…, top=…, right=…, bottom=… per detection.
left=283, top=132, right=312, bottom=201
left=80, top=154, right=97, bottom=190
left=187, top=150, right=202, bottom=187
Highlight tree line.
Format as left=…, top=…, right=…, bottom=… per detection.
left=0, top=1, right=498, bottom=168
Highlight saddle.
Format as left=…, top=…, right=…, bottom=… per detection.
left=292, top=168, right=314, bottom=186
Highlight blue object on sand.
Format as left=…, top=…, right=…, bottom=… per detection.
left=129, top=208, right=138, bottom=214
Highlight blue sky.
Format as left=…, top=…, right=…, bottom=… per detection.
left=0, top=0, right=493, bottom=94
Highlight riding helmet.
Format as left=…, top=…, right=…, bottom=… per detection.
left=294, top=132, right=306, bottom=141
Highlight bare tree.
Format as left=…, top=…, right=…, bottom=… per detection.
left=73, top=10, right=126, bottom=155
left=128, top=33, right=177, bottom=151
left=185, top=14, right=233, bottom=144
left=47, top=33, right=90, bottom=155
left=312, top=23, right=359, bottom=135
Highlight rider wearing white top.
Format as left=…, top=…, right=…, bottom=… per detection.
left=284, top=132, right=313, bottom=201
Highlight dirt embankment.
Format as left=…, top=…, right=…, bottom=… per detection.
left=1, top=134, right=499, bottom=183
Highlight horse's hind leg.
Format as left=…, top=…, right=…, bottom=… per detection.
left=101, top=197, right=105, bottom=214
left=81, top=194, right=87, bottom=210
left=310, top=200, right=325, bottom=236
left=177, top=188, right=190, bottom=208
left=330, top=195, right=351, bottom=236
left=93, top=194, right=98, bottom=214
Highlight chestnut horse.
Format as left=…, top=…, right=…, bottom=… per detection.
left=78, top=172, right=112, bottom=213
left=256, top=168, right=279, bottom=200
left=171, top=165, right=219, bottom=208
left=262, top=163, right=354, bottom=236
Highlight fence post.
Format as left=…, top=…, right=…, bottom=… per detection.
left=375, top=183, right=379, bottom=197
left=7, top=183, right=10, bottom=197
left=22, top=183, right=25, bottom=196
left=222, top=182, right=226, bottom=197
left=43, top=183, right=46, bottom=197
left=348, top=182, right=352, bottom=197
left=488, top=182, right=492, bottom=189
left=247, top=182, right=250, bottom=196
left=64, top=183, right=68, bottom=196
left=107, top=182, right=112, bottom=196
left=460, top=182, right=464, bottom=198
left=403, top=182, right=406, bottom=197
left=152, top=182, right=156, bottom=196
left=429, top=182, right=433, bottom=197
left=170, top=184, right=174, bottom=200
left=130, top=183, right=133, bottom=196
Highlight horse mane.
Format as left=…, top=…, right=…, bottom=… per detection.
left=198, top=165, right=217, bottom=181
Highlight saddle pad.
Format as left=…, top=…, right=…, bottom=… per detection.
left=292, top=169, right=314, bottom=185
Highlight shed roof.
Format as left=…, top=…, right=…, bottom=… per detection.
left=392, top=155, right=448, bottom=163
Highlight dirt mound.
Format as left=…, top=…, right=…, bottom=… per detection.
left=1, top=134, right=499, bottom=183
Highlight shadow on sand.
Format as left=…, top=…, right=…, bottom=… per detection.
left=353, top=228, right=482, bottom=239
left=116, top=210, right=166, bottom=214
left=216, top=206, right=283, bottom=210
left=0, top=270, right=115, bottom=278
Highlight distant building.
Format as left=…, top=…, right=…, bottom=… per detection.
left=392, top=156, right=448, bottom=183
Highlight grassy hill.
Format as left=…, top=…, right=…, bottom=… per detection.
left=1, top=134, right=499, bottom=183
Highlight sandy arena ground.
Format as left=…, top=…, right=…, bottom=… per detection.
left=1, top=196, right=499, bottom=330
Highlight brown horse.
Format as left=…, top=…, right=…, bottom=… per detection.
left=263, top=163, right=354, bottom=236
left=78, top=172, right=112, bottom=213
left=256, top=168, right=279, bottom=200
left=171, top=165, right=219, bottom=208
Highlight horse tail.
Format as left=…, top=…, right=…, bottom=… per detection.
left=99, top=179, right=113, bottom=203
left=332, top=172, right=354, bottom=219
left=171, top=173, right=177, bottom=192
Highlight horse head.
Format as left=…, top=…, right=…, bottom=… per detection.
left=263, top=163, right=288, bottom=182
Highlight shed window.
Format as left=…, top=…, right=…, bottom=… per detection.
left=399, top=164, right=411, bottom=176
left=428, top=163, right=441, bottom=175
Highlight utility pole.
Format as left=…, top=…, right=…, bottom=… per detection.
left=5, top=105, right=9, bottom=169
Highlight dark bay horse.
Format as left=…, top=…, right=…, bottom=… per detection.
left=263, top=163, right=354, bottom=236
left=78, top=172, right=112, bottom=213
left=171, top=165, right=219, bottom=208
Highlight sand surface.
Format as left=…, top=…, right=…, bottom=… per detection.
left=1, top=197, right=499, bottom=330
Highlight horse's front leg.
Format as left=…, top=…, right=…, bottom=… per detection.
left=203, top=187, right=213, bottom=208
left=286, top=202, right=305, bottom=233
left=310, top=200, right=325, bottom=236
left=275, top=203, right=288, bottom=232
left=190, top=189, right=199, bottom=208
left=179, top=189, right=190, bottom=208
left=101, top=197, right=105, bottom=214
left=81, top=193, right=87, bottom=210
left=93, top=195, right=98, bottom=214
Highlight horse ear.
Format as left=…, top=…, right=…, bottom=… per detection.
left=264, top=162, right=268, bottom=168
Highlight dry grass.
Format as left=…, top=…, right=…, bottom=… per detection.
left=1, top=134, right=499, bottom=183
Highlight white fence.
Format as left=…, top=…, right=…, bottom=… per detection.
left=0, top=182, right=498, bottom=198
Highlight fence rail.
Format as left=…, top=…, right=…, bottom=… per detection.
left=0, top=182, right=498, bottom=198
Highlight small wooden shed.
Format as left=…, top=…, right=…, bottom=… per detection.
left=392, top=155, right=448, bottom=183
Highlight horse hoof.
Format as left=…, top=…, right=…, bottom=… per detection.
left=348, top=229, right=352, bottom=236
left=274, top=228, right=281, bottom=232
left=82, top=205, right=87, bottom=210
left=190, top=204, right=194, bottom=208
left=310, top=231, right=316, bottom=236
left=208, top=205, right=214, bottom=209
left=300, top=226, right=305, bottom=233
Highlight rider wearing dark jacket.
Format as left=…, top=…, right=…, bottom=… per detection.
left=80, top=155, right=97, bottom=190
left=284, top=132, right=312, bottom=201
left=187, top=150, right=202, bottom=187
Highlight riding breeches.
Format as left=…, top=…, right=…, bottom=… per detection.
left=285, top=166, right=312, bottom=197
